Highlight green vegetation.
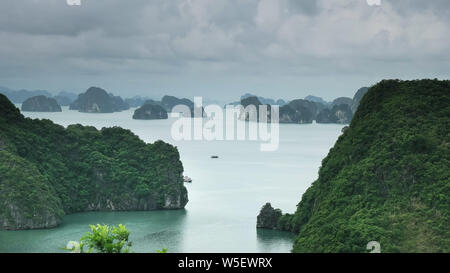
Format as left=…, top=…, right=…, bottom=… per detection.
left=0, top=94, right=188, bottom=230
left=65, top=224, right=168, bottom=253
left=65, top=224, right=132, bottom=253
left=273, top=79, right=450, bottom=252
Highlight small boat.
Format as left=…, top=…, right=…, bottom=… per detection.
left=211, top=155, right=219, bottom=159
left=183, top=176, right=192, bottom=183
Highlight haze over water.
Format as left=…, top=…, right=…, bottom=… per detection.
left=0, top=107, right=344, bottom=253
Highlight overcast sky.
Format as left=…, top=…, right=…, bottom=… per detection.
left=0, top=0, right=449, bottom=102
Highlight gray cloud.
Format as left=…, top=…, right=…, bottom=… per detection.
left=0, top=0, right=449, bottom=101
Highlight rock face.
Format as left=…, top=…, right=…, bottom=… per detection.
left=84, top=184, right=188, bottom=211
left=238, top=96, right=273, bottom=122
left=316, top=104, right=353, bottom=124
left=239, top=96, right=261, bottom=121
left=161, top=95, right=194, bottom=111
left=54, top=91, right=78, bottom=106
left=331, top=97, right=353, bottom=108
left=256, top=203, right=282, bottom=229
left=228, top=87, right=369, bottom=125
left=0, top=150, right=64, bottom=230
left=305, top=95, right=329, bottom=105
left=241, top=93, right=287, bottom=106
left=279, top=99, right=317, bottom=124
left=351, top=87, right=369, bottom=113
left=21, top=96, right=62, bottom=112
left=160, top=95, right=204, bottom=117
left=70, top=87, right=129, bottom=113
left=133, top=104, right=168, bottom=120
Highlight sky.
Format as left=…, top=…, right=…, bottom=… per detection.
left=0, top=0, right=449, bottom=102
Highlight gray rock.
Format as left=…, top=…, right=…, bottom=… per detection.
left=316, top=104, right=353, bottom=124
left=256, top=203, right=282, bottom=229
left=351, top=87, right=369, bottom=113
left=331, top=97, right=353, bottom=108
left=133, top=104, right=168, bottom=120
left=21, top=96, right=62, bottom=112
left=279, top=99, right=316, bottom=124
left=70, top=87, right=129, bottom=113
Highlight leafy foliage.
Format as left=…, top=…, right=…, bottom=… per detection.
left=65, top=224, right=169, bottom=253
left=80, top=224, right=132, bottom=253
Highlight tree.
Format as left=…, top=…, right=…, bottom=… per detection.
left=65, top=224, right=132, bottom=253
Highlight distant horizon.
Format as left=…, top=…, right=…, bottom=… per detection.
left=0, top=79, right=404, bottom=104
left=1, top=1, right=449, bottom=103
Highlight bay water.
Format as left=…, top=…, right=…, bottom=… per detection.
left=0, top=107, right=344, bottom=253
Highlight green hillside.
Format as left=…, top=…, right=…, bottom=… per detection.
left=268, top=79, right=450, bottom=252
left=0, top=94, right=188, bottom=230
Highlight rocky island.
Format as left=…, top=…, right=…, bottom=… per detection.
left=256, top=203, right=282, bottom=229
left=69, top=87, right=129, bottom=113
left=0, top=94, right=188, bottom=230
left=21, top=95, right=62, bottom=112
left=133, top=103, right=168, bottom=120
left=134, top=95, right=204, bottom=117
left=316, top=103, right=353, bottom=124
left=232, top=87, right=368, bottom=125
left=54, top=91, right=78, bottom=107
left=279, top=99, right=318, bottom=124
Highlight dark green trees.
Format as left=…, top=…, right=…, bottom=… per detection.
left=261, top=79, right=450, bottom=252
left=0, top=94, right=188, bottom=230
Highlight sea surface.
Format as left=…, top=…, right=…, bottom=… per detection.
left=0, top=106, right=344, bottom=253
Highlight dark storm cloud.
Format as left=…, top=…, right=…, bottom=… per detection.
left=0, top=0, right=449, bottom=100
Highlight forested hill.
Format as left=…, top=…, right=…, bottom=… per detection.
left=262, top=79, right=450, bottom=252
left=0, top=94, right=188, bottom=230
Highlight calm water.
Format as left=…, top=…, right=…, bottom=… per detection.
left=0, top=107, right=344, bottom=253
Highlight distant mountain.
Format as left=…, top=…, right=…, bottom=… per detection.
left=279, top=99, right=317, bottom=124
left=69, top=87, right=129, bottom=113
left=331, top=97, right=353, bottom=107
left=161, top=95, right=194, bottom=112
left=240, top=93, right=287, bottom=106
left=54, top=91, right=78, bottom=106
left=160, top=95, right=204, bottom=117
left=0, top=87, right=52, bottom=103
left=316, top=104, right=353, bottom=124
left=124, top=96, right=150, bottom=108
left=239, top=96, right=267, bottom=122
left=21, top=96, right=62, bottom=112
left=225, top=87, right=371, bottom=125
left=304, top=95, right=329, bottom=105
left=351, top=87, right=369, bottom=113
left=133, top=104, right=168, bottom=120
